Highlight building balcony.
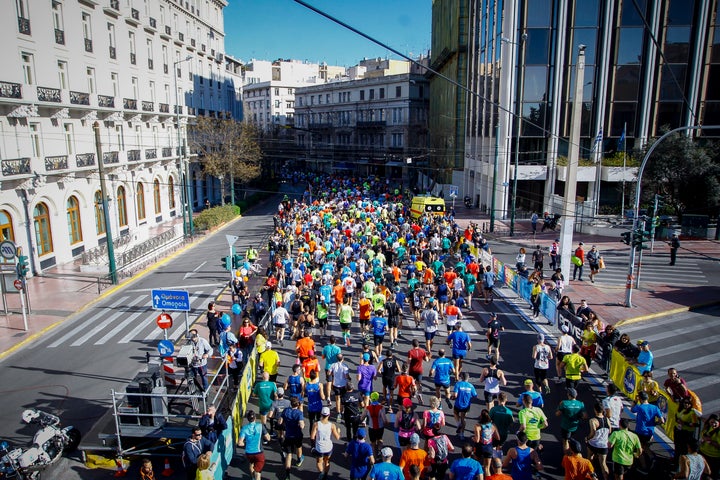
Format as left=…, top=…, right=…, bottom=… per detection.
left=37, top=86, right=61, bottom=103
left=189, top=38, right=196, bottom=49
left=198, top=44, right=206, bottom=56
left=309, top=122, right=334, bottom=130
left=148, top=17, right=157, bottom=30
left=45, top=155, right=68, bottom=171
left=357, top=121, right=386, bottom=128
left=175, top=32, right=184, bottom=46
left=175, top=146, right=186, bottom=156
left=123, top=98, right=137, bottom=110
left=55, top=29, right=65, bottom=45
left=104, top=0, right=120, bottom=17
left=17, top=16, right=30, bottom=36
left=142, top=101, right=153, bottom=112
left=162, top=147, right=172, bottom=158
left=130, top=52, right=136, bottom=65
left=161, top=26, right=171, bottom=40
left=159, top=103, right=169, bottom=113
left=98, top=95, right=115, bottom=108
left=2, top=157, right=31, bottom=176
left=109, top=46, right=117, bottom=59
left=556, top=165, right=594, bottom=182
left=75, top=153, right=95, bottom=168
left=174, top=105, right=183, bottom=115
left=84, top=38, right=93, bottom=53
left=126, top=8, right=141, bottom=26
left=0, top=82, right=22, bottom=99
left=148, top=59, right=154, bottom=70
left=127, top=149, right=141, bottom=161
left=69, top=91, right=90, bottom=105
left=600, top=166, right=639, bottom=182
left=103, top=151, right=119, bottom=164
left=163, top=64, right=168, bottom=74
left=145, top=148, right=157, bottom=159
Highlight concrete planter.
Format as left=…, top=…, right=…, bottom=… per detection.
left=601, top=166, right=638, bottom=182
left=556, top=165, right=596, bottom=182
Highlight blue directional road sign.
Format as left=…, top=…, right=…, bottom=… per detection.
left=151, top=289, right=191, bottom=311
left=157, top=340, right=175, bottom=356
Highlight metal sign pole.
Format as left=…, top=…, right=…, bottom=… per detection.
left=19, top=281, right=28, bottom=331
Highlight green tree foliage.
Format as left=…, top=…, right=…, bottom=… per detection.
left=190, top=117, right=263, bottom=203
left=642, top=131, right=720, bottom=218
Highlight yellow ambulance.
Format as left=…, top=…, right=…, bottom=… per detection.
left=410, top=196, right=446, bottom=219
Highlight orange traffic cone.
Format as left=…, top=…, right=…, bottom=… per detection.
left=161, top=457, right=174, bottom=477
left=113, top=457, right=127, bottom=477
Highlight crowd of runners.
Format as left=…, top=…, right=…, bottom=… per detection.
left=216, top=174, right=716, bottom=480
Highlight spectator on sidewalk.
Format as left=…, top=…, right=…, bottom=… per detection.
left=670, top=234, right=680, bottom=265
left=572, top=242, right=585, bottom=281
left=198, top=405, right=227, bottom=446
left=182, top=426, right=212, bottom=480
left=189, top=329, right=212, bottom=391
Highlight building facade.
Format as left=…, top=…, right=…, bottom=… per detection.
left=293, top=59, right=429, bottom=181
left=0, top=0, right=238, bottom=275
left=458, top=0, right=720, bottom=217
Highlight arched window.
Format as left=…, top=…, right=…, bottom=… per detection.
left=136, top=182, right=146, bottom=221
left=168, top=176, right=176, bottom=209
left=117, top=186, right=128, bottom=227
left=33, top=202, right=53, bottom=255
left=94, top=190, right=106, bottom=235
left=153, top=179, right=161, bottom=215
left=0, top=210, right=15, bottom=242
left=66, top=195, right=82, bottom=244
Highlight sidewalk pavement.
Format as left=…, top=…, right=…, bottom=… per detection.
left=451, top=205, right=720, bottom=326
left=1, top=204, right=718, bottom=361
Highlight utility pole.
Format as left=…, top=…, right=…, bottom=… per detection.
left=94, top=121, right=118, bottom=285
left=559, top=46, right=587, bottom=283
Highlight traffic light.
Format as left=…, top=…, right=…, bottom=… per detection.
left=620, top=231, right=632, bottom=245
left=223, top=256, right=232, bottom=271
left=632, top=229, right=651, bottom=250
left=233, top=254, right=243, bottom=269
left=16, top=255, right=29, bottom=278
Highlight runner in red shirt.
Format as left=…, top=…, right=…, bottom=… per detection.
left=407, top=338, right=429, bottom=404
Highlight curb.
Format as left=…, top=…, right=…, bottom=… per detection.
left=615, top=299, right=720, bottom=327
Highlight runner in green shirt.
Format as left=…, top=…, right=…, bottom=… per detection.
left=518, top=394, right=548, bottom=449
left=608, top=418, right=642, bottom=480
left=338, top=300, right=354, bottom=347
left=252, top=372, right=278, bottom=422
left=560, top=345, right=588, bottom=390
left=555, top=387, right=586, bottom=452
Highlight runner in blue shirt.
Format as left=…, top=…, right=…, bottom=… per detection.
left=447, top=324, right=472, bottom=375
left=449, top=444, right=484, bottom=480
left=345, top=428, right=375, bottom=480
left=371, top=310, right=388, bottom=357
left=370, top=447, right=404, bottom=480
left=452, top=372, right=478, bottom=440
left=431, top=349, right=456, bottom=400
left=321, top=336, right=342, bottom=401
left=238, top=410, right=271, bottom=480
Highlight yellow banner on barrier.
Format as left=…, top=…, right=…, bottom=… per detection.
left=608, top=350, right=678, bottom=441
left=232, top=350, right=257, bottom=440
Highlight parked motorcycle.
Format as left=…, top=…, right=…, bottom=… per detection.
left=542, top=213, right=562, bottom=232
left=0, top=409, right=81, bottom=479
left=464, top=195, right=473, bottom=208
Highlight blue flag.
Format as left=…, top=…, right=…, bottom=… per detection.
left=618, top=125, right=626, bottom=152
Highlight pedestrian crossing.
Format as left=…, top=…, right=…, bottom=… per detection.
left=33, top=287, right=221, bottom=349
left=619, top=306, right=720, bottom=414
left=590, top=250, right=708, bottom=286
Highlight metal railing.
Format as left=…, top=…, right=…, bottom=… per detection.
left=162, top=147, right=172, bottom=157
left=55, top=28, right=64, bottom=45
left=0, top=82, right=22, bottom=99
left=37, top=86, right=61, bottom=102
left=159, top=103, right=169, bottom=113
left=18, top=16, right=30, bottom=35
left=98, top=95, right=115, bottom=108
left=142, top=101, right=154, bottom=112
left=76, top=152, right=96, bottom=168
left=109, top=46, right=116, bottom=59
left=1, top=158, right=31, bottom=176
left=70, top=91, right=90, bottom=105
left=123, top=98, right=137, bottom=110
left=127, top=149, right=141, bottom=161
left=145, top=149, right=157, bottom=159
left=103, top=151, right=119, bottom=164
left=45, top=155, right=68, bottom=171
left=84, top=38, right=93, bottom=53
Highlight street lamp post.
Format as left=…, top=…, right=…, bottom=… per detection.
left=174, top=55, right=193, bottom=236
left=559, top=45, right=587, bottom=284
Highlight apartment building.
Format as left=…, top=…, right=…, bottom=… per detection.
left=0, top=0, right=236, bottom=275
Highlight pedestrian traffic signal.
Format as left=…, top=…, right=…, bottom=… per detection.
left=223, top=256, right=232, bottom=271
left=621, top=232, right=632, bottom=245
left=233, top=254, right=243, bottom=269
left=632, top=229, right=651, bottom=250
left=16, top=255, right=29, bottom=278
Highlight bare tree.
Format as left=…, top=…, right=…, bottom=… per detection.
left=190, top=116, right=263, bottom=204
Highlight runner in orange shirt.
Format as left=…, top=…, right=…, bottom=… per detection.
left=332, top=280, right=346, bottom=313
left=358, top=292, right=373, bottom=333
left=295, top=330, right=315, bottom=363
left=394, top=364, right=417, bottom=407
left=302, top=354, right=320, bottom=381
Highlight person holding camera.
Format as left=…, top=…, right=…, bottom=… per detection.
left=189, top=329, right=212, bottom=391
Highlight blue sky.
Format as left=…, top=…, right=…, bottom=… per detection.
left=223, top=0, right=431, bottom=67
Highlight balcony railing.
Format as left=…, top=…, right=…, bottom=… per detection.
left=110, top=0, right=119, bottom=10
left=163, top=64, right=168, bottom=74
left=0, top=82, right=22, bottom=99
left=2, top=157, right=31, bottom=176
left=37, top=87, right=61, bottom=102
left=149, top=17, right=156, bottom=28
left=131, top=8, right=139, bottom=20
left=103, top=151, right=119, bottom=164
left=178, top=32, right=184, bottom=42
left=175, top=146, right=186, bottom=156
left=165, top=26, right=171, bottom=36
left=76, top=153, right=95, bottom=168
left=174, top=105, right=183, bottom=114
left=18, top=17, right=30, bottom=35
left=123, top=98, right=137, bottom=110
left=148, top=59, right=154, bottom=70
left=127, top=149, right=141, bottom=161
left=159, top=103, right=169, bottom=113
left=145, top=148, right=157, bottom=159
left=98, top=95, right=114, bottom=108
left=191, top=38, right=196, bottom=47
left=45, top=155, right=68, bottom=171
left=55, top=29, right=65, bottom=45
left=357, top=121, right=387, bottom=128
left=130, top=53, right=136, bottom=65
left=70, top=91, right=90, bottom=105
left=84, top=38, right=93, bottom=53
left=142, top=101, right=153, bottom=112
left=109, top=46, right=116, bottom=59
left=162, top=147, right=172, bottom=157
left=201, top=44, right=206, bottom=52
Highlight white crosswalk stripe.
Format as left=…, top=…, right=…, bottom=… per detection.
left=38, top=289, right=220, bottom=348
left=593, top=252, right=707, bottom=285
